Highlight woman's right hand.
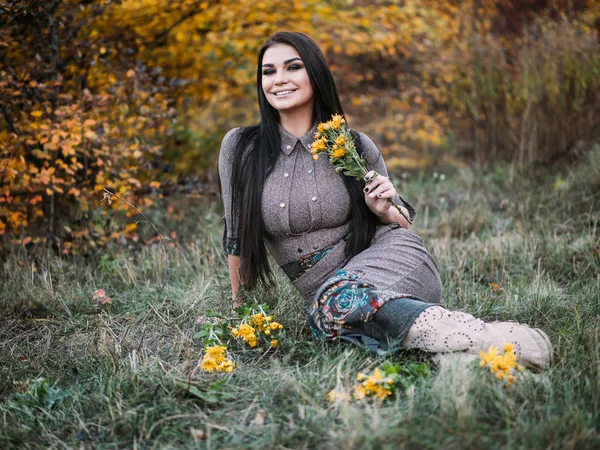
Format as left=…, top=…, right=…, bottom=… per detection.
left=232, top=296, right=244, bottom=309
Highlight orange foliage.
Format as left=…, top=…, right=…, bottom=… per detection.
left=1, top=0, right=599, bottom=251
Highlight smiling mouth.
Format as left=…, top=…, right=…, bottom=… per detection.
left=273, top=89, right=297, bottom=96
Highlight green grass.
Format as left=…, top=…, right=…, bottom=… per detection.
left=1, top=148, right=599, bottom=449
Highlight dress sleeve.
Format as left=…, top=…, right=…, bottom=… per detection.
left=356, top=132, right=417, bottom=222
left=218, top=127, right=243, bottom=255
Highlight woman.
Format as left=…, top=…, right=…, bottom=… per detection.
left=218, top=31, right=552, bottom=369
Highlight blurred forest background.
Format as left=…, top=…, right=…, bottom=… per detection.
left=1, top=0, right=599, bottom=254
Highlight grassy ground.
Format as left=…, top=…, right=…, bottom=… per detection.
left=1, top=148, right=599, bottom=449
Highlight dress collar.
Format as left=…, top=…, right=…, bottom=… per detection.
left=278, top=123, right=317, bottom=156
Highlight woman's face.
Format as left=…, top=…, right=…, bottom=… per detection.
left=261, top=44, right=314, bottom=115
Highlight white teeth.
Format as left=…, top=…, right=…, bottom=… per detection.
left=275, top=90, right=295, bottom=96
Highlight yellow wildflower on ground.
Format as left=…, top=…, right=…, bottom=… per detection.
left=271, top=339, right=278, bottom=348
left=327, top=389, right=350, bottom=403
left=238, top=324, right=254, bottom=338
left=353, top=385, right=367, bottom=400
left=479, top=343, right=524, bottom=384
left=250, top=313, right=265, bottom=328
left=200, top=345, right=235, bottom=373
left=353, top=367, right=395, bottom=401
left=205, top=345, right=226, bottom=363
left=201, top=357, right=218, bottom=372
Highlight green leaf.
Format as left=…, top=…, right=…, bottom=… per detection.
left=195, top=329, right=209, bottom=339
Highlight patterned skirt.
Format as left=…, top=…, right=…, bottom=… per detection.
left=307, top=270, right=436, bottom=355
left=305, top=224, right=443, bottom=355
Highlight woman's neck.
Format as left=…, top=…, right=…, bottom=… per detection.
left=278, top=108, right=313, bottom=138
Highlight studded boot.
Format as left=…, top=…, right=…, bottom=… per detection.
left=401, top=306, right=553, bottom=370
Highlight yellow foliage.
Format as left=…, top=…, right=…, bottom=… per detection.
left=1, top=0, right=599, bottom=250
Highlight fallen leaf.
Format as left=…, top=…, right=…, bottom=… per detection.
left=92, top=289, right=112, bottom=305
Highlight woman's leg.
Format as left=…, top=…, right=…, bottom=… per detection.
left=309, top=271, right=553, bottom=369
left=401, top=306, right=553, bottom=370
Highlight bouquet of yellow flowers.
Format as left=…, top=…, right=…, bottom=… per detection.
left=311, top=114, right=412, bottom=224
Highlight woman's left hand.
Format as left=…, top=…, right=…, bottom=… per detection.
left=363, top=171, right=396, bottom=217
left=363, top=171, right=410, bottom=227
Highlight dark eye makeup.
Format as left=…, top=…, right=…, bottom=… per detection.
left=262, top=62, right=304, bottom=76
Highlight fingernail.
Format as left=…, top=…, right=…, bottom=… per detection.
left=377, top=194, right=382, bottom=198
left=364, top=187, right=369, bottom=193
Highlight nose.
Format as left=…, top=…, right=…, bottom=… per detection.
left=274, top=68, right=288, bottom=85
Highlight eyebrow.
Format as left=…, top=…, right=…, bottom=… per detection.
left=262, top=57, right=302, bottom=68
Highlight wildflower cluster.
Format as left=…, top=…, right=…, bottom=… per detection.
left=327, top=362, right=430, bottom=403
left=230, top=313, right=284, bottom=349
left=353, top=368, right=394, bottom=400
left=311, top=114, right=411, bottom=223
left=310, top=114, right=366, bottom=180
left=479, top=343, right=525, bottom=384
left=200, top=345, right=234, bottom=373
left=194, top=303, right=287, bottom=374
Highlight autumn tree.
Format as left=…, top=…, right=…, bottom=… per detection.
left=1, top=0, right=599, bottom=252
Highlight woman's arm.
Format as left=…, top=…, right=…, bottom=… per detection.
left=228, top=255, right=243, bottom=307
left=219, top=127, right=244, bottom=308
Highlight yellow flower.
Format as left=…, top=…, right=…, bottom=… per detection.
left=218, top=360, right=234, bottom=372
left=311, top=137, right=326, bottom=151
left=250, top=313, right=266, bottom=328
left=503, top=343, right=513, bottom=353
left=330, top=114, right=343, bottom=130
left=327, top=389, right=349, bottom=402
left=271, top=339, right=278, bottom=348
left=269, top=322, right=281, bottom=330
left=356, top=373, right=366, bottom=381
left=363, top=377, right=378, bottom=394
left=313, top=154, right=319, bottom=161
left=353, top=385, right=367, bottom=400
left=201, top=357, right=218, bottom=372
left=330, top=147, right=346, bottom=159
left=238, top=324, right=255, bottom=338
left=374, top=385, right=392, bottom=400
left=264, top=329, right=271, bottom=335
left=335, top=135, right=345, bottom=147
left=230, top=328, right=239, bottom=338
left=266, top=316, right=273, bottom=322
left=317, top=122, right=328, bottom=133
left=205, top=345, right=226, bottom=363
left=314, top=132, right=322, bottom=139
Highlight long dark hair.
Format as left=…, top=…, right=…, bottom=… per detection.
left=229, top=31, right=377, bottom=291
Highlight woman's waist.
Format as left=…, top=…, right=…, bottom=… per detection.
left=266, top=223, right=352, bottom=267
